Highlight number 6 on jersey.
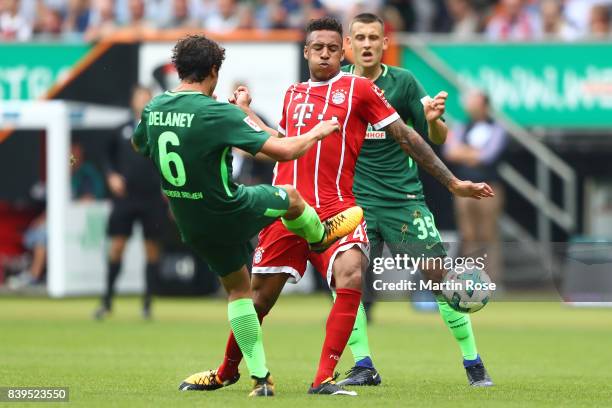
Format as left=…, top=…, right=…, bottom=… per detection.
left=158, top=131, right=187, bottom=187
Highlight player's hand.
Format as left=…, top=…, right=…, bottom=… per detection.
left=424, top=91, right=448, bottom=122
left=449, top=179, right=495, bottom=200
left=229, top=85, right=252, bottom=109
left=312, top=119, right=340, bottom=140
left=107, top=172, right=126, bottom=197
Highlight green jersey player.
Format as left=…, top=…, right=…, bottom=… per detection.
left=338, top=13, right=494, bottom=387
left=132, top=35, right=362, bottom=397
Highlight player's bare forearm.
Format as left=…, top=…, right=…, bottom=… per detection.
left=285, top=133, right=320, bottom=160
left=385, top=119, right=456, bottom=189
left=428, top=118, right=448, bottom=145
left=260, top=120, right=338, bottom=161
left=283, top=120, right=339, bottom=159
left=261, top=132, right=318, bottom=161
left=234, top=148, right=276, bottom=162
left=385, top=119, right=495, bottom=199
left=252, top=152, right=277, bottom=162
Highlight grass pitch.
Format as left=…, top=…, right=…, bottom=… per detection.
left=1, top=294, right=611, bottom=407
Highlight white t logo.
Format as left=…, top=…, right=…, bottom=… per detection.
left=293, top=103, right=314, bottom=128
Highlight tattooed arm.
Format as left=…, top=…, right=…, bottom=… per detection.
left=383, top=118, right=494, bottom=199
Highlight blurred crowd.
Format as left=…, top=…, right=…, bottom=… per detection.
left=1, top=0, right=610, bottom=42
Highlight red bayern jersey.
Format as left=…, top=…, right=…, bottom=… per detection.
left=274, top=71, right=399, bottom=220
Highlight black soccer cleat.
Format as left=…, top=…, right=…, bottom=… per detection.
left=465, top=361, right=494, bottom=387
left=308, top=373, right=357, bottom=396
left=179, top=369, right=240, bottom=391
left=249, top=372, right=275, bottom=397
left=337, top=365, right=382, bottom=386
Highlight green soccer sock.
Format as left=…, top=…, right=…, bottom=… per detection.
left=227, top=298, right=268, bottom=378
left=348, top=302, right=373, bottom=364
left=333, top=292, right=373, bottom=364
left=435, top=294, right=478, bottom=360
left=282, top=203, right=325, bottom=244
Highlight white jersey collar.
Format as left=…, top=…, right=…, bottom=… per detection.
left=307, top=71, right=344, bottom=87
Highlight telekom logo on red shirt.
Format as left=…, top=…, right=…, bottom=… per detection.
left=292, top=103, right=315, bottom=128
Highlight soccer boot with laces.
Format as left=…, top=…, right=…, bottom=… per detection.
left=337, top=365, right=381, bottom=386
left=178, top=369, right=240, bottom=391
left=465, top=356, right=494, bottom=387
left=249, top=372, right=275, bottom=397
left=307, top=373, right=357, bottom=396
left=309, top=206, right=363, bottom=253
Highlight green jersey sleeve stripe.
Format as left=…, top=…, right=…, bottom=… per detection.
left=263, top=208, right=287, bottom=218
left=220, top=146, right=233, bottom=197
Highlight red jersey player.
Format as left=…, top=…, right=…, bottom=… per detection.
left=186, top=17, right=494, bottom=396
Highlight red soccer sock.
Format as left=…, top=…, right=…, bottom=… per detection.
left=217, top=310, right=267, bottom=381
left=313, top=287, right=361, bottom=387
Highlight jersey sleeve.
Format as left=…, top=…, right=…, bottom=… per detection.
left=355, top=77, right=400, bottom=130
left=131, top=107, right=150, bottom=156
left=277, top=86, right=293, bottom=136
left=405, top=73, right=430, bottom=139
left=224, top=105, right=270, bottom=156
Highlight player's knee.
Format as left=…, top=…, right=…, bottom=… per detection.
left=108, top=238, right=127, bottom=262
left=336, top=266, right=362, bottom=290
left=144, top=240, right=160, bottom=262
left=333, top=249, right=365, bottom=289
left=279, top=185, right=304, bottom=216
left=348, top=268, right=363, bottom=289
left=280, top=185, right=299, bottom=204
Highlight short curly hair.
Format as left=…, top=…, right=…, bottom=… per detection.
left=305, top=16, right=343, bottom=42
left=171, top=35, right=226, bottom=83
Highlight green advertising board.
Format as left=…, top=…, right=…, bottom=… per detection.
left=0, top=44, right=90, bottom=100
left=402, top=43, right=612, bottom=128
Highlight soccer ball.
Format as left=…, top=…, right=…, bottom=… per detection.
left=441, top=269, right=492, bottom=313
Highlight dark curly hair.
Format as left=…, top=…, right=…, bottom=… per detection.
left=305, top=16, right=343, bottom=42
left=171, top=35, right=226, bottom=83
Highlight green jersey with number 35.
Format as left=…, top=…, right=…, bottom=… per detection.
left=132, top=90, right=270, bottom=241
left=342, top=64, right=429, bottom=207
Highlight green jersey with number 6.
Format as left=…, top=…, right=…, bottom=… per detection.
left=342, top=64, right=429, bottom=207
left=132, top=91, right=276, bottom=245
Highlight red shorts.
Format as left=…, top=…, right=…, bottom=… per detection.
left=252, top=218, right=369, bottom=288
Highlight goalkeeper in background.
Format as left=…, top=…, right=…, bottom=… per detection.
left=338, top=13, right=493, bottom=387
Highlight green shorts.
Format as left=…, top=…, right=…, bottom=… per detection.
left=188, top=184, right=290, bottom=277
left=364, top=201, right=447, bottom=260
